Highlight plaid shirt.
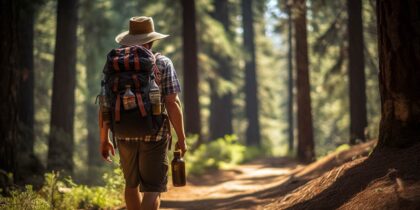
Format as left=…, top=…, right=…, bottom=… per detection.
left=111, top=54, right=181, bottom=142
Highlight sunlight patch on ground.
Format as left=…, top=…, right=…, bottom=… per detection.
left=245, top=168, right=290, bottom=178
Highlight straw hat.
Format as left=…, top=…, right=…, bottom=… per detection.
left=115, top=16, right=169, bottom=46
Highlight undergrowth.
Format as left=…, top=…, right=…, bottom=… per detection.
left=184, top=135, right=249, bottom=174
left=0, top=169, right=124, bottom=210
left=0, top=134, right=259, bottom=209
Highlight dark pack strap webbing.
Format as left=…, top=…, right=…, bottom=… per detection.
left=132, top=74, right=147, bottom=117
left=113, top=76, right=121, bottom=122
left=112, top=77, right=119, bottom=92
left=113, top=48, right=121, bottom=72
left=153, top=53, right=162, bottom=86
left=115, top=94, right=121, bottom=122
left=134, top=48, right=141, bottom=71
left=124, top=47, right=130, bottom=70
left=164, top=114, right=173, bottom=150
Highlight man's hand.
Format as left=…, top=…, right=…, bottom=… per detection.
left=165, top=93, right=188, bottom=157
left=175, top=139, right=188, bottom=157
left=100, top=140, right=115, bottom=163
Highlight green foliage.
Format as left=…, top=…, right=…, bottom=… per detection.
left=185, top=135, right=247, bottom=175
left=0, top=185, right=50, bottom=210
left=61, top=168, right=124, bottom=209
left=0, top=170, right=124, bottom=210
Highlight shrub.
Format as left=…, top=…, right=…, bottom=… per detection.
left=185, top=135, right=246, bottom=175
left=0, top=185, right=50, bottom=210
left=0, top=169, right=124, bottom=210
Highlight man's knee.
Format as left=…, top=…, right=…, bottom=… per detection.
left=143, top=192, right=160, bottom=200
left=125, top=185, right=139, bottom=192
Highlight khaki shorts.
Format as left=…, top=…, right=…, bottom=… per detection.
left=117, top=139, right=169, bottom=192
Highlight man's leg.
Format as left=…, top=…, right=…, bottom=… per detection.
left=124, top=186, right=142, bottom=210
left=118, top=141, right=142, bottom=210
left=141, top=192, right=160, bottom=210
left=138, top=139, right=168, bottom=210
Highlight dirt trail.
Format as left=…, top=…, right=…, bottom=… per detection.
left=160, top=157, right=303, bottom=210
left=160, top=141, right=377, bottom=210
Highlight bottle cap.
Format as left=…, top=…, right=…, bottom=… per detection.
left=174, top=150, right=182, bottom=157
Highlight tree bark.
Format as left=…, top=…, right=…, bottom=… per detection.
left=242, top=0, right=261, bottom=146
left=0, top=0, right=20, bottom=189
left=376, top=0, right=420, bottom=148
left=81, top=0, right=104, bottom=184
left=347, top=0, right=368, bottom=144
left=15, top=1, right=44, bottom=186
left=182, top=0, right=202, bottom=137
left=209, top=0, right=233, bottom=140
left=17, top=3, right=35, bottom=156
left=287, top=5, right=294, bottom=152
left=47, top=0, right=78, bottom=174
left=293, top=0, right=315, bottom=163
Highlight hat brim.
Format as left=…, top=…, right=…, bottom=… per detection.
left=115, top=31, right=169, bottom=46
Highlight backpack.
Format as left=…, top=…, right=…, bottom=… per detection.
left=102, top=45, right=165, bottom=139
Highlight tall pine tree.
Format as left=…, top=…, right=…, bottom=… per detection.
left=376, top=0, right=420, bottom=148
left=0, top=0, right=21, bottom=189
left=286, top=1, right=294, bottom=152
left=242, top=0, right=261, bottom=146
left=182, top=0, right=202, bottom=138
left=81, top=0, right=108, bottom=183
left=47, top=0, right=78, bottom=174
left=293, top=0, right=315, bottom=162
left=347, top=0, right=367, bottom=144
left=209, top=0, right=234, bottom=140
left=16, top=0, right=44, bottom=186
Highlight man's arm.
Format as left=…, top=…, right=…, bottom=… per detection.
left=99, top=109, right=114, bottom=162
left=165, top=93, right=187, bottom=154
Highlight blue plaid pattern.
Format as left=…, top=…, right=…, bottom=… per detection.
left=115, top=55, right=181, bottom=142
left=157, top=56, right=181, bottom=96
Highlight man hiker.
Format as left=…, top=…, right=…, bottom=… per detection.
left=98, top=16, right=187, bottom=210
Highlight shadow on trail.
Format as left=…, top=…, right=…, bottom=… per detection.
left=162, top=174, right=310, bottom=210
left=285, top=144, right=420, bottom=210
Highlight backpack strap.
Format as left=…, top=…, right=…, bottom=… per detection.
left=113, top=48, right=121, bottom=71
left=165, top=115, right=172, bottom=150
left=132, top=74, right=147, bottom=117
left=123, top=47, right=130, bottom=70
left=153, top=53, right=162, bottom=86
left=134, top=48, right=141, bottom=71
left=113, top=77, right=121, bottom=122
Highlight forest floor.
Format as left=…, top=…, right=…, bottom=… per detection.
left=157, top=140, right=420, bottom=210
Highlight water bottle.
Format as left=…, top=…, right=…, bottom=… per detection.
left=171, top=150, right=186, bottom=187
left=149, top=80, right=161, bottom=115
left=123, top=85, right=137, bottom=110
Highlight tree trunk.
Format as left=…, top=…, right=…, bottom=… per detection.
left=0, top=0, right=20, bottom=189
left=293, top=0, right=315, bottom=163
left=81, top=0, right=104, bottom=184
left=209, top=0, right=233, bottom=140
left=242, top=0, right=261, bottom=146
left=15, top=2, right=44, bottom=186
left=376, top=0, right=420, bottom=148
left=347, top=0, right=368, bottom=145
left=181, top=0, right=202, bottom=137
left=85, top=51, right=102, bottom=183
left=47, top=0, right=78, bottom=174
left=287, top=5, right=294, bottom=152
left=17, top=4, right=35, bottom=156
